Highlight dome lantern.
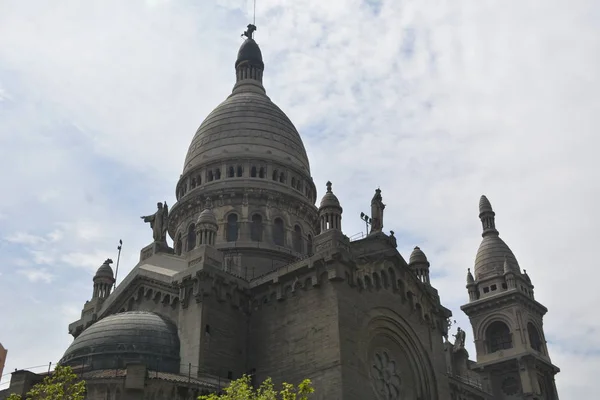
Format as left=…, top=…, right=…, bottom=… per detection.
left=92, top=259, right=115, bottom=300
left=318, top=181, right=343, bottom=233
left=196, top=197, right=218, bottom=246
left=409, top=246, right=431, bottom=285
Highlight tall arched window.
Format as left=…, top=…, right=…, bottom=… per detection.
left=272, top=170, right=278, bottom=181
left=259, top=167, right=265, bottom=178
left=215, top=169, right=221, bottom=179
left=251, top=214, right=263, bottom=241
left=307, top=234, right=313, bottom=256
left=208, top=171, right=214, bottom=182
left=487, top=321, right=513, bottom=353
left=237, top=165, right=243, bottom=177
left=175, top=233, right=183, bottom=255
left=227, top=214, right=239, bottom=242
left=228, top=166, right=235, bottom=178
left=273, top=218, right=285, bottom=246
left=291, top=177, right=296, bottom=187
left=293, top=225, right=302, bottom=253
left=251, top=166, right=257, bottom=177
left=187, top=224, right=196, bottom=251
left=528, top=322, right=543, bottom=353
left=279, top=172, right=285, bottom=183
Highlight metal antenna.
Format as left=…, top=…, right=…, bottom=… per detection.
left=114, top=239, right=123, bottom=290
left=253, top=0, right=256, bottom=25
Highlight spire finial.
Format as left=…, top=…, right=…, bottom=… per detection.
left=326, top=181, right=332, bottom=193
left=242, top=24, right=257, bottom=39
left=478, top=195, right=498, bottom=237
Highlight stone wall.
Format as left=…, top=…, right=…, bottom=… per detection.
left=247, top=271, right=343, bottom=400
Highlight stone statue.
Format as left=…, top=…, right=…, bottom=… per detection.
left=141, top=202, right=169, bottom=244
left=453, top=327, right=466, bottom=351
left=370, top=188, right=385, bottom=234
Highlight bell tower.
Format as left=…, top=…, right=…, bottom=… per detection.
left=460, top=195, right=560, bottom=399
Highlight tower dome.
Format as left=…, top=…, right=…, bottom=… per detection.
left=168, top=25, right=319, bottom=277
left=473, top=195, right=521, bottom=280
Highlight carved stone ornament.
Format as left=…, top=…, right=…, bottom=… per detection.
left=371, top=351, right=401, bottom=400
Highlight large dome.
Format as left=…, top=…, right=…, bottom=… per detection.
left=183, top=91, right=311, bottom=175
left=59, top=311, right=180, bottom=373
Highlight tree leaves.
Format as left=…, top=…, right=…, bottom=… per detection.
left=198, top=375, right=314, bottom=400
left=7, top=366, right=86, bottom=400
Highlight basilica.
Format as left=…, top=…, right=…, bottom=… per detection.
left=1, top=25, right=560, bottom=400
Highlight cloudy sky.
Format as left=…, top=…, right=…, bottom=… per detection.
left=0, top=0, right=598, bottom=397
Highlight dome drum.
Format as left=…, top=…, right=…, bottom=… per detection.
left=176, top=160, right=316, bottom=204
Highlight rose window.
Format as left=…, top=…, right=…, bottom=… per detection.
left=371, top=351, right=401, bottom=399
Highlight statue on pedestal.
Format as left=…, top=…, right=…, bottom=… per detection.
left=370, top=188, right=385, bottom=234
left=453, top=327, right=466, bottom=352
left=141, top=202, right=169, bottom=244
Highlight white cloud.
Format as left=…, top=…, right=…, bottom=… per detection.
left=18, top=268, right=54, bottom=284
left=0, top=0, right=598, bottom=397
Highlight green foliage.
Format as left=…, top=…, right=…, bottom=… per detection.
left=7, top=366, right=86, bottom=400
left=199, top=375, right=314, bottom=400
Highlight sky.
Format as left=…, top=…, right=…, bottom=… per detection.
left=0, top=0, right=598, bottom=397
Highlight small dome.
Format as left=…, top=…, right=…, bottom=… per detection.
left=474, top=235, right=521, bottom=279
left=197, top=208, right=218, bottom=225
left=236, top=38, right=264, bottom=69
left=94, top=259, right=114, bottom=279
left=479, top=195, right=493, bottom=215
left=59, top=311, right=180, bottom=373
left=319, top=181, right=341, bottom=209
left=409, top=246, right=429, bottom=265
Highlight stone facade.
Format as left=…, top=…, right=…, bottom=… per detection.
left=1, top=25, right=560, bottom=400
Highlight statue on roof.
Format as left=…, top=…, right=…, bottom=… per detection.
left=453, top=327, right=466, bottom=352
left=242, top=24, right=257, bottom=39
left=141, top=201, right=169, bottom=244
left=370, top=188, right=385, bottom=234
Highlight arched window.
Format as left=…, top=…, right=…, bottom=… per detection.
left=208, top=170, right=214, bottom=182
left=237, top=165, right=243, bottom=177
left=251, top=214, right=263, bottom=241
left=272, top=170, right=278, bottom=180
left=307, top=234, right=313, bottom=256
left=227, top=214, right=239, bottom=242
left=259, top=167, right=265, bottom=178
left=228, top=166, right=235, bottom=178
left=251, top=166, right=257, bottom=177
left=279, top=172, right=285, bottom=183
left=293, top=225, right=302, bottom=253
left=175, top=233, right=182, bottom=255
left=187, top=224, right=196, bottom=251
left=528, top=322, right=543, bottom=352
left=215, top=168, right=221, bottom=179
left=291, top=177, right=296, bottom=187
left=273, top=218, right=285, bottom=246
left=487, top=321, right=513, bottom=353
left=191, top=177, right=196, bottom=189
left=197, top=176, right=201, bottom=185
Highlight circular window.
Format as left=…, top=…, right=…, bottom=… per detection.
left=501, top=377, right=519, bottom=395
left=370, top=350, right=401, bottom=400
